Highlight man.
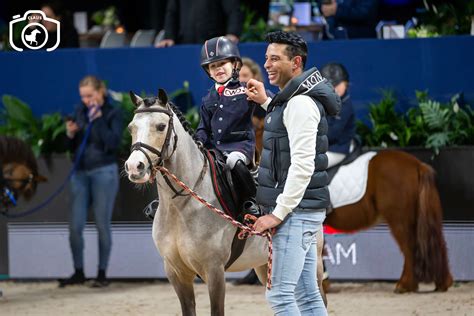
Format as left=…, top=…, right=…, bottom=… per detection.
left=156, top=0, right=242, bottom=47
left=321, top=0, right=379, bottom=39
left=321, top=62, right=356, bottom=168
left=246, top=31, right=340, bottom=315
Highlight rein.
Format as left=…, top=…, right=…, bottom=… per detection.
left=155, top=164, right=274, bottom=290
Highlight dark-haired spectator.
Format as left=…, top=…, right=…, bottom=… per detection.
left=156, top=0, right=242, bottom=47
left=41, top=1, right=79, bottom=48
left=321, top=0, right=379, bottom=39
left=321, top=62, right=356, bottom=167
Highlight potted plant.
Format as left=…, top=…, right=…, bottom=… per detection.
left=356, top=90, right=474, bottom=221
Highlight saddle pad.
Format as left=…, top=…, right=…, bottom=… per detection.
left=328, top=151, right=377, bottom=208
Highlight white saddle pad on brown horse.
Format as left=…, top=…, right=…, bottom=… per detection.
left=328, top=152, right=377, bottom=208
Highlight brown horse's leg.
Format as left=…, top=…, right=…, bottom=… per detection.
left=165, top=262, right=197, bottom=316
left=384, top=220, right=419, bottom=293
left=205, top=267, right=226, bottom=316
left=368, top=152, right=419, bottom=293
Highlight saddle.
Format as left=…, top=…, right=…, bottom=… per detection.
left=327, top=137, right=364, bottom=183
left=205, top=149, right=255, bottom=221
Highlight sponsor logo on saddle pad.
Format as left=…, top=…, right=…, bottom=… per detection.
left=301, top=70, right=324, bottom=91
left=224, top=87, right=246, bottom=97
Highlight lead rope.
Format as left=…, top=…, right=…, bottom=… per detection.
left=155, top=165, right=274, bottom=290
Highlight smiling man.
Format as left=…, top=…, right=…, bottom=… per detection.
left=246, top=31, right=341, bottom=315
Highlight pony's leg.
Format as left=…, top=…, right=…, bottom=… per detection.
left=254, top=264, right=268, bottom=285
left=165, top=262, right=197, bottom=316
left=384, top=220, right=418, bottom=293
left=204, top=266, right=226, bottom=316
left=316, top=229, right=327, bottom=307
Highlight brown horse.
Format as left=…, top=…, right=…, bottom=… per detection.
left=325, top=150, right=453, bottom=293
left=253, top=117, right=453, bottom=293
left=0, top=135, right=47, bottom=209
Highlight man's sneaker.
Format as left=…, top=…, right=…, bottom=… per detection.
left=143, top=199, right=159, bottom=220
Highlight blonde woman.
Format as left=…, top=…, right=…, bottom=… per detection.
left=60, top=75, right=123, bottom=288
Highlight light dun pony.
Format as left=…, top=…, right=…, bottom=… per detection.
left=125, top=90, right=307, bottom=315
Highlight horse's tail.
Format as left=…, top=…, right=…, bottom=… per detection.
left=414, top=162, right=452, bottom=287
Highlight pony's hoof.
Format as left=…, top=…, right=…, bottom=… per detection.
left=394, top=284, right=417, bottom=294
left=435, top=275, right=454, bottom=292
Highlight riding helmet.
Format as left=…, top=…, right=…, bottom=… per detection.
left=200, top=36, right=242, bottom=74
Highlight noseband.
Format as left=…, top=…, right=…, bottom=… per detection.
left=130, top=104, right=178, bottom=180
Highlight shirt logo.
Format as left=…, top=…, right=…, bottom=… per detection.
left=301, top=71, right=324, bottom=91
left=223, top=87, right=246, bottom=97
left=267, top=116, right=272, bottom=124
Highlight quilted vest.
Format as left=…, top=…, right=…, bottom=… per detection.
left=256, top=67, right=341, bottom=212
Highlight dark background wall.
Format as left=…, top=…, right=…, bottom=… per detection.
left=0, top=37, right=473, bottom=123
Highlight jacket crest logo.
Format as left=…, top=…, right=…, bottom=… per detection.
left=223, top=87, right=246, bottom=97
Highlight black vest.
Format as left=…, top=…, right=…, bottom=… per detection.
left=256, top=68, right=341, bottom=212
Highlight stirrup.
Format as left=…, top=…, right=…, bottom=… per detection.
left=242, top=199, right=261, bottom=218
left=143, top=199, right=159, bottom=220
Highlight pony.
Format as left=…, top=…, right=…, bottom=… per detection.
left=124, top=90, right=327, bottom=315
left=325, top=150, right=453, bottom=293
left=0, top=135, right=46, bottom=210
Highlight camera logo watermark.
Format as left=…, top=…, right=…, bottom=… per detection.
left=9, top=10, right=61, bottom=52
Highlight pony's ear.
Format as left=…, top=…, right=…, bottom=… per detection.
left=34, top=174, right=48, bottom=183
left=129, top=91, right=142, bottom=107
left=158, top=88, right=168, bottom=105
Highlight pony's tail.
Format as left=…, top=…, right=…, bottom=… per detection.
left=414, top=162, right=452, bottom=289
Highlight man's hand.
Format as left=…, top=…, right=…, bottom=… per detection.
left=156, top=39, right=175, bottom=48
left=254, top=214, right=282, bottom=233
left=321, top=0, right=338, bottom=17
left=246, top=79, right=268, bottom=104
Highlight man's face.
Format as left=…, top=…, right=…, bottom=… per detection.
left=264, top=43, right=295, bottom=89
left=208, top=60, right=233, bottom=84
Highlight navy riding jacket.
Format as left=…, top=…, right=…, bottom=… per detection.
left=195, top=80, right=256, bottom=162
left=327, top=93, right=355, bottom=154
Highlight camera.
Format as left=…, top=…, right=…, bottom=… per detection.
left=9, top=10, right=60, bottom=52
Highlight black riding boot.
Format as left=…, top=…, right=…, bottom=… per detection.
left=230, top=160, right=263, bottom=218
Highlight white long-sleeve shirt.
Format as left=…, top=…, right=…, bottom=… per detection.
left=260, top=95, right=321, bottom=220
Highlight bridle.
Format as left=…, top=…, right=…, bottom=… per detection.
left=130, top=104, right=178, bottom=178
left=0, top=165, right=34, bottom=210
left=130, top=103, right=194, bottom=198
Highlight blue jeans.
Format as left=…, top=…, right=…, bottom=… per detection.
left=266, top=211, right=327, bottom=316
left=69, top=163, right=119, bottom=271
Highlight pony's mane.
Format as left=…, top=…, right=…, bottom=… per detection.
left=141, top=96, right=203, bottom=149
left=0, top=136, right=39, bottom=174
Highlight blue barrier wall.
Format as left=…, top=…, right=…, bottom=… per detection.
left=0, top=36, right=473, bottom=120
